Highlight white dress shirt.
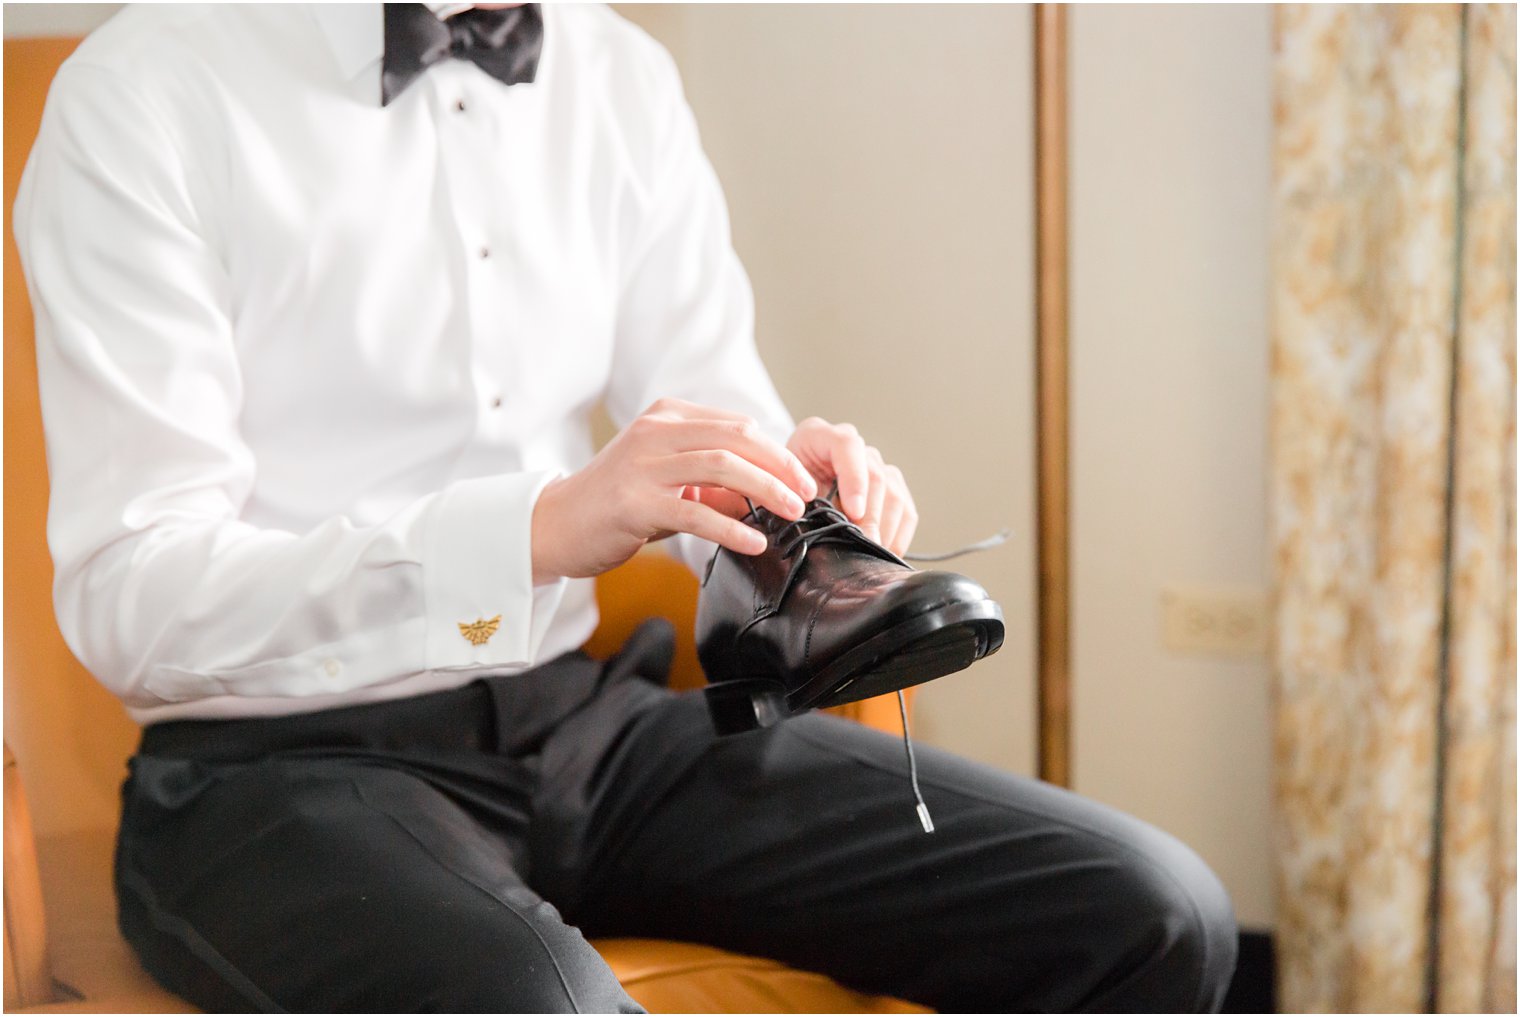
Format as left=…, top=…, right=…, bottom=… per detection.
left=13, top=3, right=793, bottom=723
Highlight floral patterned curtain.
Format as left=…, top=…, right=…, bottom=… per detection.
left=1271, top=5, right=1515, bottom=1012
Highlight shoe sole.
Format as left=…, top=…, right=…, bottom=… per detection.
left=792, top=598, right=1006, bottom=712
left=701, top=599, right=1005, bottom=736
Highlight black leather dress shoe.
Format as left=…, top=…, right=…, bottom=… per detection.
left=696, top=498, right=1005, bottom=735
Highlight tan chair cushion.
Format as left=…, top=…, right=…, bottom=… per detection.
left=598, top=939, right=928, bottom=1014
left=31, top=831, right=195, bottom=1014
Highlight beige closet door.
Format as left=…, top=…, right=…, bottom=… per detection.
left=1069, top=5, right=1274, bottom=929
left=618, top=4, right=1041, bottom=779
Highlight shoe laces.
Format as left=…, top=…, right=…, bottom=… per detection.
left=774, top=498, right=892, bottom=561
left=758, top=484, right=1011, bottom=565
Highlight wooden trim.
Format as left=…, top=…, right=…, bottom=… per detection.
left=1033, top=4, right=1072, bottom=788
left=3, top=743, right=55, bottom=1009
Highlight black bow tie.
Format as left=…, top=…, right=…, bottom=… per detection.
left=381, top=4, right=543, bottom=107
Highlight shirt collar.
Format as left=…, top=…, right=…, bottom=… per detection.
left=311, top=3, right=547, bottom=100
left=307, top=4, right=481, bottom=81
left=309, top=4, right=385, bottom=80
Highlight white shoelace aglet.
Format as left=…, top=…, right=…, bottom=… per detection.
left=898, top=689, right=935, bottom=834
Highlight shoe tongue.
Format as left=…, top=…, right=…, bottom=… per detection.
left=755, top=499, right=837, bottom=528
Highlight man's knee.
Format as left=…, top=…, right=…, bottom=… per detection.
left=1093, top=830, right=1239, bottom=1012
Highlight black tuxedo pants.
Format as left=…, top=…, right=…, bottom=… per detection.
left=116, top=621, right=1237, bottom=1013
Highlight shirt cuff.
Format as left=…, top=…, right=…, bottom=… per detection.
left=423, top=470, right=564, bottom=671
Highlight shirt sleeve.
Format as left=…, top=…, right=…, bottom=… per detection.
left=605, top=41, right=797, bottom=576
left=13, top=62, right=562, bottom=710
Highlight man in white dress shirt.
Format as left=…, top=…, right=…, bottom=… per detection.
left=15, top=3, right=1237, bottom=1012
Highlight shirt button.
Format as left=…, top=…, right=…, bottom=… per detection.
left=489, top=395, right=503, bottom=410
left=454, top=98, right=467, bottom=113
left=322, top=658, right=342, bottom=678
left=478, top=245, right=491, bottom=260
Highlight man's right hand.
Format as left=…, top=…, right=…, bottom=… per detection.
left=530, top=398, right=818, bottom=584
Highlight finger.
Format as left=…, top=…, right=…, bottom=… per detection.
left=895, top=504, right=920, bottom=556
left=859, top=447, right=887, bottom=543
left=892, top=464, right=920, bottom=554
left=690, top=486, right=753, bottom=519
left=879, top=465, right=908, bottom=554
left=643, top=396, right=754, bottom=422
left=659, top=498, right=768, bottom=556
left=663, top=419, right=817, bottom=503
left=659, top=449, right=805, bottom=520
left=829, top=424, right=872, bottom=519
left=787, top=417, right=837, bottom=483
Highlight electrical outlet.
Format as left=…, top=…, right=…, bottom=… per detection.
left=1160, top=586, right=1269, bottom=657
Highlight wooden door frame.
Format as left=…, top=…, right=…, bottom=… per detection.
left=1033, top=4, right=1071, bottom=788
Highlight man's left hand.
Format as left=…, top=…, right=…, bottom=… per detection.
left=786, top=417, right=918, bottom=556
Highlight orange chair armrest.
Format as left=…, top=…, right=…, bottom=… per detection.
left=4, top=742, right=56, bottom=1009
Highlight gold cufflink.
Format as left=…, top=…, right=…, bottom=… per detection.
left=458, top=615, right=501, bottom=647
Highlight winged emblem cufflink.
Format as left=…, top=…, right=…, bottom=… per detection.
left=458, top=615, right=502, bottom=647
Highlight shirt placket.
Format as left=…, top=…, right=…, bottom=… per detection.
left=427, top=63, right=519, bottom=469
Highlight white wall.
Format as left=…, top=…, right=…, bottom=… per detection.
left=2, top=3, right=120, bottom=37
left=1069, top=3, right=1274, bottom=929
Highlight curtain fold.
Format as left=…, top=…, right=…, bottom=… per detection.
left=1270, top=5, right=1516, bottom=1013
left=1439, top=6, right=1516, bottom=1011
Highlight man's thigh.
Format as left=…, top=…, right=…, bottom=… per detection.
left=557, top=694, right=1237, bottom=1013
left=116, top=752, right=639, bottom=1013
